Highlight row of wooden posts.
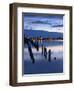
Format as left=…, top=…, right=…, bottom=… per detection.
left=42, top=45, right=51, bottom=62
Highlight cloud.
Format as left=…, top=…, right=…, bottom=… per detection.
left=24, top=14, right=64, bottom=31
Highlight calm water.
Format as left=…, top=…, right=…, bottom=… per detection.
left=24, top=40, right=63, bottom=47
left=23, top=40, right=63, bottom=75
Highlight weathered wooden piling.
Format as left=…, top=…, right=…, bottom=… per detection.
left=44, top=47, right=47, bottom=59
left=48, top=49, right=51, bottom=62
left=42, top=44, right=44, bottom=55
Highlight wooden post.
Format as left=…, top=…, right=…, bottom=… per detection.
left=44, top=47, right=47, bottom=59
left=48, top=49, right=51, bottom=62
left=42, top=44, right=44, bottom=55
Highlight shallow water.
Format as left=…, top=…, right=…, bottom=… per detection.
left=24, top=59, right=63, bottom=74
left=23, top=40, right=63, bottom=74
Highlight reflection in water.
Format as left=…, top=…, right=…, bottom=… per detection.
left=24, top=39, right=63, bottom=74
left=24, top=36, right=39, bottom=63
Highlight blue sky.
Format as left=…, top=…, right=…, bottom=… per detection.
left=24, top=13, right=64, bottom=32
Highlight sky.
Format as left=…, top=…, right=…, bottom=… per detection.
left=24, top=13, right=64, bottom=33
